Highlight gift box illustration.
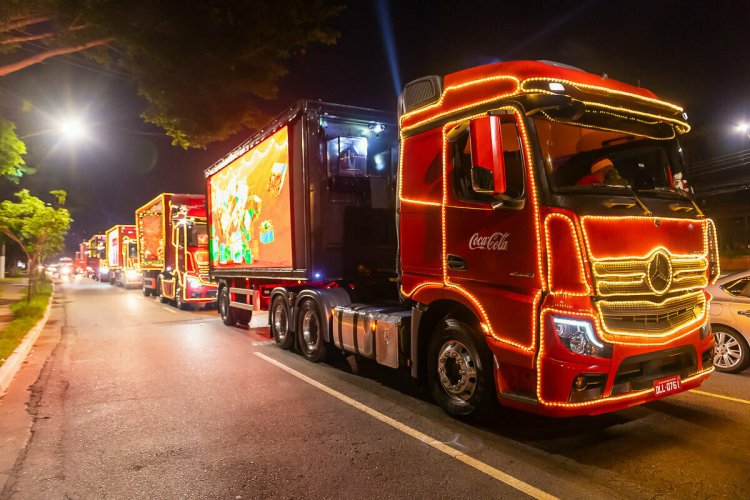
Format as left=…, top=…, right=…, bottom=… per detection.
left=267, top=163, right=288, bottom=197
left=260, top=220, right=274, bottom=244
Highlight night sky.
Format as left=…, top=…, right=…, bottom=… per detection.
left=1, top=0, right=749, bottom=254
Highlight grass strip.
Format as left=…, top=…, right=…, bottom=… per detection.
left=0, top=284, right=53, bottom=366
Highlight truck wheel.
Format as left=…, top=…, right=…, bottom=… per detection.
left=270, top=296, right=293, bottom=349
left=175, top=285, right=189, bottom=310
left=427, top=318, right=495, bottom=419
left=713, top=326, right=750, bottom=373
left=219, top=287, right=236, bottom=326
left=296, top=299, right=327, bottom=362
left=142, top=281, right=151, bottom=297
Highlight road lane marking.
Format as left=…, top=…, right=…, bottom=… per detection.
left=161, top=307, right=178, bottom=314
left=251, top=340, right=275, bottom=346
left=690, top=389, right=750, bottom=406
left=254, top=352, right=557, bottom=500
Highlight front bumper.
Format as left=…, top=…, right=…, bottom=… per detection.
left=529, top=303, right=715, bottom=417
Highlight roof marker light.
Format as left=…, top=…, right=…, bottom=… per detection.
left=549, top=82, right=566, bottom=92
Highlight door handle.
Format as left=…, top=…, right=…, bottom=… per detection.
left=447, top=254, right=467, bottom=271
left=738, top=310, right=750, bottom=317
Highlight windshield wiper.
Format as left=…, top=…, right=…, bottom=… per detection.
left=636, top=187, right=704, bottom=216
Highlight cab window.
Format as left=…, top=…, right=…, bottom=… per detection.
left=452, top=117, right=525, bottom=203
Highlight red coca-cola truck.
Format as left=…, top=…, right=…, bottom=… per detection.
left=205, top=60, right=718, bottom=418
left=105, top=224, right=141, bottom=287
left=135, top=193, right=217, bottom=309
left=74, top=240, right=89, bottom=275
left=87, top=234, right=106, bottom=279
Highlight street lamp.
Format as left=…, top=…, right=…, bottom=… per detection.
left=736, top=122, right=749, bottom=138
left=56, top=115, right=88, bottom=142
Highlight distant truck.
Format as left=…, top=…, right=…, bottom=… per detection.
left=105, top=224, right=141, bottom=287
left=87, top=234, right=107, bottom=280
left=135, top=193, right=217, bottom=309
left=205, top=61, right=718, bottom=418
left=74, top=241, right=89, bottom=275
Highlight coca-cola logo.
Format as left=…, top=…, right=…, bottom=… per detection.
left=469, top=232, right=510, bottom=251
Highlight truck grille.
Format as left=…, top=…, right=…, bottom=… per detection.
left=593, top=255, right=707, bottom=296
left=595, top=291, right=705, bottom=336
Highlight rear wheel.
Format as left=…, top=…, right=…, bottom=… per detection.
left=427, top=318, right=495, bottom=419
left=219, top=287, right=236, bottom=326
left=296, top=299, right=327, bottom=362
left=713, top=326, right=750, bottom=373
left=271, top=296, right=293, bottom=349
left=142, top=280, right=151, bottom=297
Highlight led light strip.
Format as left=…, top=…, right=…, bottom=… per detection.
left=400, top=75, right=521, bottom=133
left=520, top=78, right=685, bottom=114
left=543, top=213, right=591, bottom=296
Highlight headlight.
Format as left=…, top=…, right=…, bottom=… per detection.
left=187, top=276, right=202, bottom=288
left=553, top=316, right=607, bottom=357
left=99, top=266, right=109, bottom=274
left=126, top=269, right=140, bottom=280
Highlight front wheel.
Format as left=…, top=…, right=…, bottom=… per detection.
left=175, top=285, right=189, bottom=310
left=427, top=319, right=495, bottom=419
left=296, top=299, right=327, bottom=362
left=714, top=326, right=750, bottom=373
left=270, top=296, right=293, bottom=349
left=219, top=287, right=236, bottom=326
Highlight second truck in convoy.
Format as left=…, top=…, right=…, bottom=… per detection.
left=136, top=193, right=217, bottom=309
left=205, top=60, right=718, bottom=418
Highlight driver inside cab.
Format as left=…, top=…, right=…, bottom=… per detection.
left=577, top=157, right=627, bottom=186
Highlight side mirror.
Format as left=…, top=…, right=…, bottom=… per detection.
left=469, top=115, right=506, bottom=194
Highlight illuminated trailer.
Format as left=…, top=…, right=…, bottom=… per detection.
left=206, top=62, right=718, bottom=419
left=136, top=193, right=217, bottom=309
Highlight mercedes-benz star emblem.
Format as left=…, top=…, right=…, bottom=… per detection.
left=646, top=251, right=672, bottom=294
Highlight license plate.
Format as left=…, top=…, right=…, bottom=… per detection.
left=653, top=375, right=681, bottom=397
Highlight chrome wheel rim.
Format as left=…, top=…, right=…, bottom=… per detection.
left=273, top=302, right=288, bottom=342
left=437, top=340, right=478, bottom=401
left=301, top=310, right=319, bottom=352
left=714, top=331, right=743, bottom=369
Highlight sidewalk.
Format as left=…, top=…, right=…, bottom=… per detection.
left=0, top=278, right=27, bottom=329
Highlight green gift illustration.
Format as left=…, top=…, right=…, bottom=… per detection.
left=260, top=220, right=274, bottom=244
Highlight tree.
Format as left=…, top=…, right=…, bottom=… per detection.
left=0, top=1, right=342, bottom=148
left=0, top=116, right=33, bottom=183
left=0, top=189, right=72, bottom=300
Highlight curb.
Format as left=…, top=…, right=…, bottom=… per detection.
left=0, top=284, right=55, bottom=396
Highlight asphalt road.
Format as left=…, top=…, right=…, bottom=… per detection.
left=1, top=279, right=749, bottom=499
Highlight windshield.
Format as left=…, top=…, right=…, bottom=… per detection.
left=189, top=223, right=209, bottom=247
left=534, top=118, right=690, bottom=194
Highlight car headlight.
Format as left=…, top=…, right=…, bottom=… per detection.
left=553, top=316, right=607, bottom=357
left=187, top=276, right=202, bottom=288
left=99, top=266, right=109, bottom=274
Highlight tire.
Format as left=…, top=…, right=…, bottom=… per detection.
left=427, top=318, right=495, bottom=419
left=270, top=295, right=293, bottom=349
left=142, top=281, right=151, bottom=297
left=219, top=287, right=236, bottom=326
left=175, top=285, right=189, bottom=310
left=296, top=299, right=327, bottom=362
left=713, top=326, right=750, bottom=373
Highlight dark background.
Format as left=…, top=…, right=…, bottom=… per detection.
left=1, top=0, right=749, bottom=255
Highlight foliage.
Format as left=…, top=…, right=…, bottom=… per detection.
left=0, top=1, right=342, bottom=147
left=0, top=282, right=51, bottom=366
left=0, top=189, right=71, bottom=297
left=0, top=116, right=33, bottom=183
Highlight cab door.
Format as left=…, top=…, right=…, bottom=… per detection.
left=444, top=112, right=542, bottom=354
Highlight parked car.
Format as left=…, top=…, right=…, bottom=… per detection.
left=706, top=270, right=750, bottom=373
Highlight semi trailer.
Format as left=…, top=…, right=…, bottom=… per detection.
left=205, top=60, right=718, bottom=418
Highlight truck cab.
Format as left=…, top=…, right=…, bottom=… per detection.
left=106, top=225, right=141, bottom=288
left=137, top=193, right=217, bottom=309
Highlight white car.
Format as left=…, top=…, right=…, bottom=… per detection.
left=706, top=271, right=750, bottom=373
